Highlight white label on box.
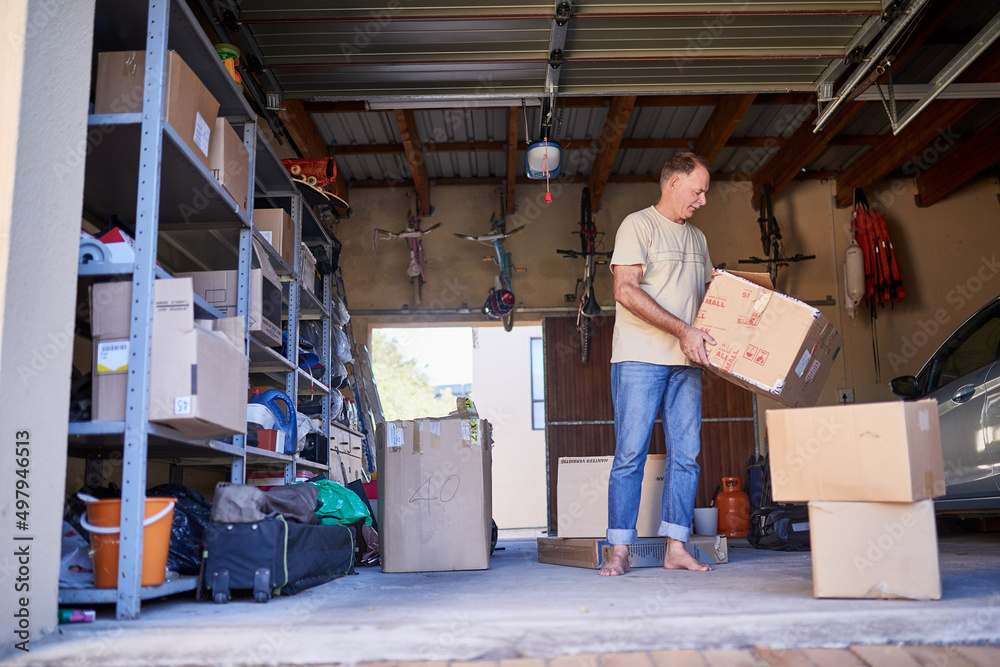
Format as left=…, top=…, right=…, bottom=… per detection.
left=174, top=396, right=192, bottom=415
left=96, top=341, right=129, bottom=373
left=919, top=409, right=931, bottom=431
left=462, top=418, right=481, bottom=446
left=794, top=349, right=811, bottom=377
left=193, top=111, right=211, bottom=156
left=386, top=422, right=404, bottom=449
left=260, top=230, right=274, bottom=246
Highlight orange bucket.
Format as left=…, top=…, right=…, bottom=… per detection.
left=82, top=497, right=175, bottom=588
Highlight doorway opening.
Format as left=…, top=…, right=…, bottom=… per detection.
left=371, top=324, right=547, bottom=532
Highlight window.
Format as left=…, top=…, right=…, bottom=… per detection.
left=530, top=337, right=545, bottom=430
left=924, top=301, right=1000, bottom=392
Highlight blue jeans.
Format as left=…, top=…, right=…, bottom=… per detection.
left=607, top=362, right=703, bottom=545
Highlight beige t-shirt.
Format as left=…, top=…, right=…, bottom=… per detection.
left=609, top=205, right=713, bottom=366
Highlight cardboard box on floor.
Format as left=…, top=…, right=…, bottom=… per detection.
left=377, top=402, right=493, bottom=573
left=209, top=117, right=249, bottom=212
left=766, top=400, right=944, bottom=502
left=176, top=238, right=283, bottom=347
left=94, top=51, right=219, bottom=170
left=89, top=278, right=248, bottom=438
left=694, top=270, right=842, bottom=408
left=536, top=535, right=728, bottom=569
left=808, top=500, right=941, bottom=600
left=557, top=455, right=665, bottom=538
left=254, top=208, right=296, bottom=269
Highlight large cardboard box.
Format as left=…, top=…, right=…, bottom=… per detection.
left=808, top=500, right=941, bottom=600
left=557, top=455, right=665, bottom=538
left=377, top=411, right=493, bottom=572
left=254, top=209, right=296, bottom=269
left=94, top=51, right=219, bottom=170
left=766, top=400, right=944, bottom=502
left=176, top=239, right=283, bottom=347
left=89, top=279, right=248, bottom=438
left=694, top=270, right=843, bottom=408
left=536, top=535, right=728, bottom=569
left=209, top=117, right=249, bottom=212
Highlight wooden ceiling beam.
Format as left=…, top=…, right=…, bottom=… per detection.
left=834, top=98, right=981, bottom=207
left=507, top=106, right=518, bottom=213
left=588, top=95, right=636, bottom=210
left=834, top=39, right=1000, bottom=207
left=750, top=0, right=965, bottom=207
left=278, top=98, right=349, bottom=207
left=915, top=115, right=1000, bottom=207
left=394, top=108, right=431, bottom=215
left=692, top=94, right=757, bottom=164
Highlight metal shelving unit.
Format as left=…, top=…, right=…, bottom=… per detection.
left=63, top=0, right=335, bottom=618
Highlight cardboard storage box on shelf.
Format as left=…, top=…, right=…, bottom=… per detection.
left=175, top=238, right=283, bottom=347
left=693, top=270, right=843, bottom=408
left=377, top=404, right=492, bottom=573
left=209, top=117, right=249, bottom=212
left=94, top=50, right=219, bottom=170
left=89, top=278, right=248, bottom=438
left=537, top=535, right=728, bottom=569
left=766, top=399, right=944, bottom=502
left=808, top=500, right=941, bottom=600
left=254, top=208, right=296, bottom=268
left=557, top=455, right=665, bottom=538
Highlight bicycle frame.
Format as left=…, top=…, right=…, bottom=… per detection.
left=372, top=203, right=440, bottom=305
left=454, top=193, right=523, bottom=331
left=557, top=187, right=611, bottom=362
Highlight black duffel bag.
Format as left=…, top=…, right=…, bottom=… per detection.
left=748, top=504, right=811, bottom=551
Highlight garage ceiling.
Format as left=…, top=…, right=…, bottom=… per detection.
left=200, top=0, right=1000, bottom=213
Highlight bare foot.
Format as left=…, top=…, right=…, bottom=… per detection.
left=663, top=537, right=713, bottom=572
left=598, top=544, right=631, bottom=576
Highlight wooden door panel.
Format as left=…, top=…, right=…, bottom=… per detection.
left=543, top=315, right=756, bottom=534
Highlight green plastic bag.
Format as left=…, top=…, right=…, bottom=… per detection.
left=308, top=479, right=372, bottom=526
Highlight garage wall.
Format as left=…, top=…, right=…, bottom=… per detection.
left=342, top=174, right=1000, bottom=414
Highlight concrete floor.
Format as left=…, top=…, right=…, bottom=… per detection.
left=10, top=532, right=1000, bottom=667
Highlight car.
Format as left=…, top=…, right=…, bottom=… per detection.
left=889, top=295, right=1000, bottom=510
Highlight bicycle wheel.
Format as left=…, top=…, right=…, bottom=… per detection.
left=502, top=305, right=515, bottom=332
left=578, top=315, right=592, bottom=364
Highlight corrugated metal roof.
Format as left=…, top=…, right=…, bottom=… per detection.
left=215, top=0, right=1000, bottom=190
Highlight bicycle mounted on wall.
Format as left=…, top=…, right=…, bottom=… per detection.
left=739, top=186, right=815, bottom=286
left=372, top=195, right=440, bottom=306
left=556, top=187, right=612, bottom=363
left=454, top=191, right=524, bottom=332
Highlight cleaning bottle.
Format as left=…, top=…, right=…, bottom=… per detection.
left=250, top=389, right=297, bottom=455
left=716, top=476, right=750, bottom=538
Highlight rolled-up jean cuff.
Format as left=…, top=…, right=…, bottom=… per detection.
left=659, top=521, right=690, bottom=543
left=606, top=528, right=637, bottom=545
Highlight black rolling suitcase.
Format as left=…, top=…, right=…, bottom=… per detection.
left=205, top=516, right=354, bottom=603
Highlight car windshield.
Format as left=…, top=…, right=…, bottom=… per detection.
left=924, top=301, right=1000, bottom=392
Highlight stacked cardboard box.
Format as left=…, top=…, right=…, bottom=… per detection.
left=766, top=399, right=945, bottom=599
left=376, top=402, right=493, bottom=573
left=90, top=278, right=249, bottom=438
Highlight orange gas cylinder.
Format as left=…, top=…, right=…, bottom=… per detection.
left=716, top=476, right=750, bottom=538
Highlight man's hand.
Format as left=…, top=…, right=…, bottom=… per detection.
left=678, top=325, right=716, bottom=367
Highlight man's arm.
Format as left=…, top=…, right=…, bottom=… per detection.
left=613, top=264, right=716, bottom=366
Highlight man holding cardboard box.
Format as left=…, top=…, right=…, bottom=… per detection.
left=600, top=153, right=716, bottom=576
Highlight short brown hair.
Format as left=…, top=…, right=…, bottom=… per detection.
left=659, top=152, right=708, bottom=189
